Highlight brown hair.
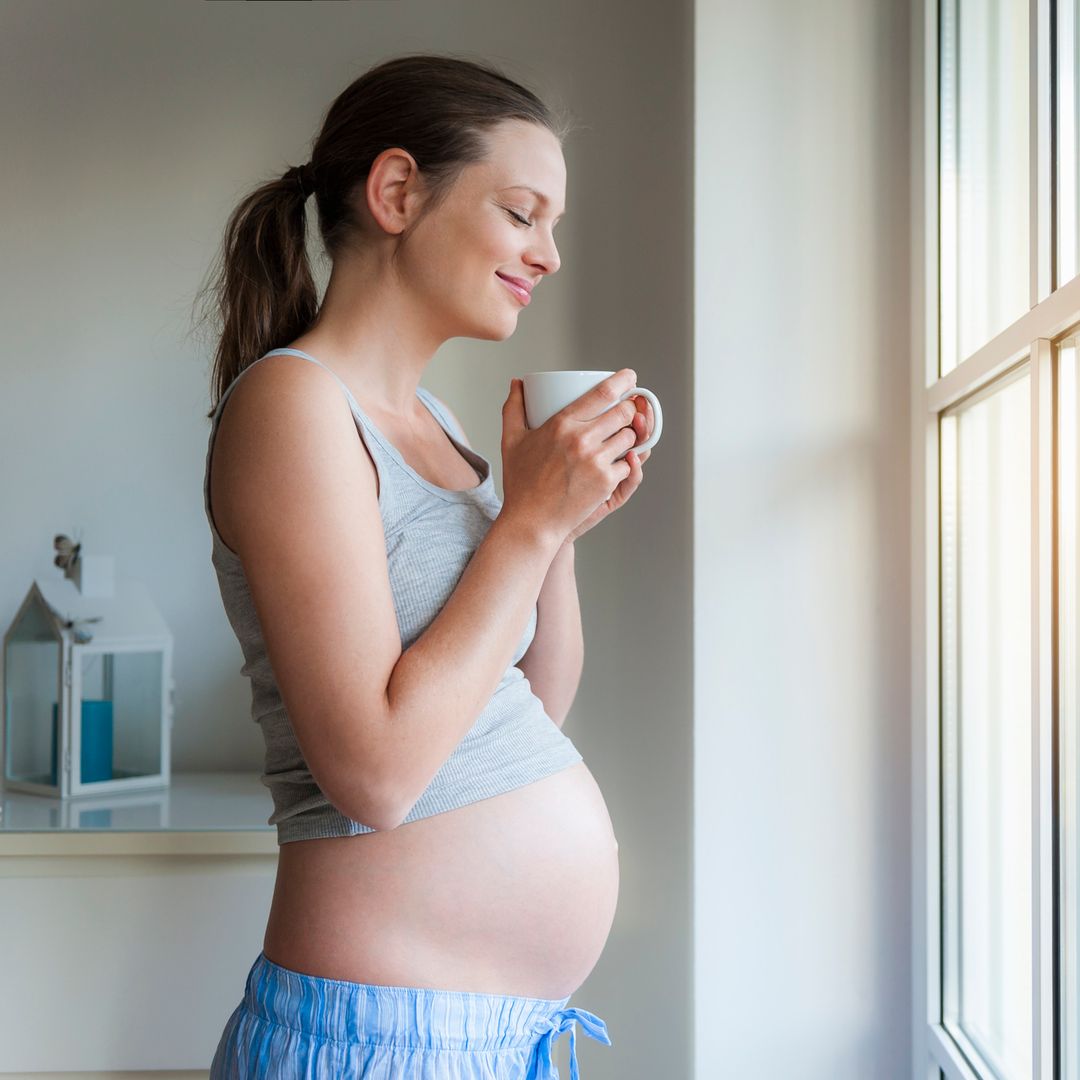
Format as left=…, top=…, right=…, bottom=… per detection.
left=192, top=52, right=574, bottom=418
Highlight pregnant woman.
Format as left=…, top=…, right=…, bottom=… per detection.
left=199, top=53, right=653, bottom=1079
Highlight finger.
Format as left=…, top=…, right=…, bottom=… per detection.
left=612, top=456, right=633, bottom=492
left=603, top=424, right=640, bottom=463
left=631, top=396, right=653, bottom=438
left=579, top=395, right=638, bottom=447
left=560, top=369, right=638, bottom=424
left=616, top=451, right=643, bottom=500
left=589, top=396, right=641, bottom=443
left=620, top=449, right=642, bottom=479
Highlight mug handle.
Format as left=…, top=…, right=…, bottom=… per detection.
left=617, top=387, right=663, bottom=453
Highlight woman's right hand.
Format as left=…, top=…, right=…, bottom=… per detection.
left=499, top=369, right=642, bottom=547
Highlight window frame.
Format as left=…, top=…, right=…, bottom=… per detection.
left=914, top=0, right=1063, bottom=1078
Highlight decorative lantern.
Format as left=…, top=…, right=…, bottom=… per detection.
left=3, top=577, right=173, bottom=798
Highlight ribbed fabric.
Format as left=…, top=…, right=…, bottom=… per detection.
left=208, top=951, right=612, bottom=1079
left=203, top=348, right=583, bottom=843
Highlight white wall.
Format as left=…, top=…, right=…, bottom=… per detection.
left=0, top=1, right=692, bottom=1076
left=3, top=0, right=918, bottom=1074
left=694, top=2, right=914, bottom=1077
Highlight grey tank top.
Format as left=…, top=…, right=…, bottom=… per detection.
left=203, top=347, right=583, bottom=843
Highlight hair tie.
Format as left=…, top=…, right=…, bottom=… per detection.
left=288, top=162, right=314, bottom=200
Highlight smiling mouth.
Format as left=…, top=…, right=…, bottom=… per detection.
left=496, top=273, right=531, bottom=305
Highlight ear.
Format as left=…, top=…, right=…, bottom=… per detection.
left=364, top=147, right=426, bottom=236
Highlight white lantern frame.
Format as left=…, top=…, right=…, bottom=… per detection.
left=3, top=578, right=174, bottom=799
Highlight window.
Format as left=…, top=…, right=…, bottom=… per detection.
left=917, top=0, right=1071, bottom=1078
left=940, top=369, right=1033, bottom=1078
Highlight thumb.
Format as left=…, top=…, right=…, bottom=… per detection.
left=503, top=377, right=527, bottom=432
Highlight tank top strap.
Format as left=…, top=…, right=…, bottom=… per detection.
left=254, top=349, right=438, bottom=460
left=415, top=385, right=465, bottom=443
left=206, top=347, right=360, bottom=428
left=258, top=347, right=365, bottom=413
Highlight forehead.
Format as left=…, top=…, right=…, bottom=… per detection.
left=470, top=121, right=566, bottom=209
left=500, top=184, right=558, bottom=206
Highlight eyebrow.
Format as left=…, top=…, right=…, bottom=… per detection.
left=500, top=186, right=566, bottom=220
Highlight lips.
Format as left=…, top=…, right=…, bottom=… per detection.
left=496, top=272, right=532, bottom=305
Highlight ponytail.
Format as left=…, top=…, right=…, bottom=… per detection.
left=195, top=163, right=317, bottom=417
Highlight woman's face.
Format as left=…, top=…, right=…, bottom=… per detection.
left=402, top=119, right=566, bottom=341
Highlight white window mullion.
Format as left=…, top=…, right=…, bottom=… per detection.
left=1032, top=0, right=1053, bottom=304
left=918, top=6, right=943, bottom=1074
left=1059, top=0, right=1079, bottom=286
left=928, top=273, right=1080, bottom=417
left=1060, top=339, right=1079, bottom=1080
left=940, top=0, right=957, bottom=380
left=930, top=1021, right=994, bottom=1079
left=927, top=0, right=942, bottom=389
left=921, top=387, right=943, bottom=1074
left=1031, top=338, right=1056, bottom=1080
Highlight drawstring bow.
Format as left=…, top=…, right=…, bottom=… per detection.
left=530, top=1005, right=612, bottom=1080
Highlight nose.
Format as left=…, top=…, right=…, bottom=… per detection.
left=525, top=231, right=560, bottom=276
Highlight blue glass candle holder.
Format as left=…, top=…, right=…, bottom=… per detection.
left=50, top=700, right=114, bottom=785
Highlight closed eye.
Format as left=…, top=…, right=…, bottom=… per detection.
left=505, top=208, right=532, bottom=226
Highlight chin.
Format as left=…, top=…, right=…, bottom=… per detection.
left=493, top=318, right=519, bottom=341
left=462, top=310, right=519, bottom=342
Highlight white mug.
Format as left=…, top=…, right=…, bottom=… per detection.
left=522, top=370, right=663, bottom=457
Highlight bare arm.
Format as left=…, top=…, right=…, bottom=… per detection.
left=215, top=363, right=563, bottom=832
left=515, top=540, right=583, bottom=729
left=384, top=514, right=560, bottom=820
left=436, top=395, right=584, bottom=730
left=383, top=394, right=570, bottom=814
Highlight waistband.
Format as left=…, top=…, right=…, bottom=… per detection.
left=244, top=951, right=611, bottom=1078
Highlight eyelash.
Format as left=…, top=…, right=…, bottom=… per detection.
left=505, top=208, right=533, bottom=227
left=503, top=206, right=561, bottom=233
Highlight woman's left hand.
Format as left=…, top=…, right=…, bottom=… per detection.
left=563, top=395, right=653, bottom=545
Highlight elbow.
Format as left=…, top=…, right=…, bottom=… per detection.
left=372, top=812, right=406, bottom=832
left=362, top=798, right=409, bottom=833
left=367, top=815, right=404, bottom=833
left=366, top=780, right=413, bottom=832
left=326, top=770, right=404, bottom=834
left=362, top=779, right=411, bottom=831
left=339, top=794, right=402, bottom=834
left=346, top=780, right=406, bottom=833
left=357, top=768, right=417, bottom=833
left=334, top=701, right=408, bottom=832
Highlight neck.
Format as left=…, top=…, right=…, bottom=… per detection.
left=295, top=252, right=449, bottom=418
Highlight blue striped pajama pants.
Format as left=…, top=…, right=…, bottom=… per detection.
left=209, top=950, right=611, bottom=1079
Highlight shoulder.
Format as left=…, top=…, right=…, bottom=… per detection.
left=225, top=351, right=345, bottom=404
left=210, top=356, right=368, bottom=552
left=215, top=353, right=358, bottom=444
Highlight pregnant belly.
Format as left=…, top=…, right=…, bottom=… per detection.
left=262, top=760, right=620, bottom=1001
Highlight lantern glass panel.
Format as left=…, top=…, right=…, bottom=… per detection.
left=78, top=650, right=162, bottom=783
left=4, top=603, right=61, bottom=785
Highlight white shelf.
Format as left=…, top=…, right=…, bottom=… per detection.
left=0, top=771, right=277, bottom=856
